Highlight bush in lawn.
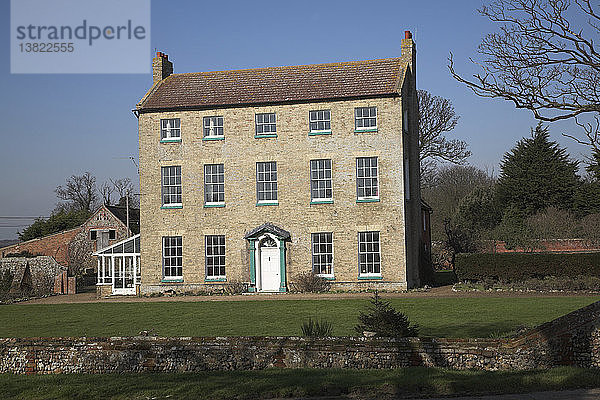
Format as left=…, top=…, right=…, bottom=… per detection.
left=293, top=272, right=330, bottom=293
left=455, top=252, right=600, bottom=283
left=300, top=317, right=334, bottom=337
left=354, top=292, right=419, bottom=338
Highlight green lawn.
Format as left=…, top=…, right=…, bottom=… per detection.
left=2, top=367, right=600, bottom=400
left=0, top=296, right=597, bottom=338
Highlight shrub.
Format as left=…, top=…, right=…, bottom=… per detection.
left=224, top=280, right=248, bottom=295
left=454, top=276, right=600, bottom=292
left=455, top=252, right=600, bottom=282
left=0, top=270, right=14, bottom=301
left=300, top=318, right=334, bottom=337
left=293, top=272, right=330, bottom=293
left=354, top=292, right=419, bottom=338
left=579, top=213, right=600, bottom=244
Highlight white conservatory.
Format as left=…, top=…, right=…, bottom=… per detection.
left=94, top=234, right=140, bottom=296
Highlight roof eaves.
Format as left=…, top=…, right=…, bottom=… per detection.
left=136, top=74, right=173, bottom=110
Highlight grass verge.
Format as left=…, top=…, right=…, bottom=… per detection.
left=1, top=367, right=599, bottom=399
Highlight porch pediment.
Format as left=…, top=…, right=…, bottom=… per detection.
left=244, top=223, right=291, bottom=241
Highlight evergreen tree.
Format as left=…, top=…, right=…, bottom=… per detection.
left=573, top=181, right=600, bottom=216
left=497, top=124, right=580, bottom=215
left=18, top=209, right=91, bottom=241
left=354, top=292, right=418, bottom=338
left=586, top=148, right=600, bottom=182
left=454, top=185, right=502, bottom=235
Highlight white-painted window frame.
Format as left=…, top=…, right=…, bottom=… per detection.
left=161, top=166, right=182, bottom=206
left=309, top=110, right=331, bottom=133
left=203, top=116, right=224, bottom=138
left=310, top=159, right=333, bottom=202
left=358, top=231, right=381, bottom=276
left=356, top=157, right=379, bottom=200
left=204, top=164, right=225, bottom=205
left=160, top=118, right=181, bottom=140
left=311, top=232, right=334, bottom=277
left=205, top=235, right=226, bottom=279
left=255, top=113, right=277, bottom=135
left=256, top=161, right=278, bottom=203
left=162, top=236, right=183, bottom=280
left=354, top=107, right=377, bottom=130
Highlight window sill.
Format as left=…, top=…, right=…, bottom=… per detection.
left=254, top=134, right=278, bottom=139
left=308, top=130, right=332, bottom=136
left=310, top=200, right=333, bottom=205
left=161, top=205, right=183, bottom=209
left=161, top=278, right=184, bottom=283
left=96, top=282, right=112, bottom=286
left=317, top=275, right=335, bottom=281
left=256, top=201, right=278, bottom=207
left=160, top=138, right=182, bottom=143
left=204, top=203, right=225, bottom=208
left=358, top=276, right=383, bottom=280
left=356, top=198, right=380, bottom=203
left=354, top=128, right=378, bottom=133
left=202, top=136, right=224, bottom=141
left=205, top=277, right=226, bottom=282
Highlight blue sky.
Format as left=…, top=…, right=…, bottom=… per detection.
left=0, top=0, right=592, bottom=239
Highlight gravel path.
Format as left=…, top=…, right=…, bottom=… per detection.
left=15, top=285, right=600, bottom=305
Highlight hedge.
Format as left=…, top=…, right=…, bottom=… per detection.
left=455, top=252, right=600, bottom=282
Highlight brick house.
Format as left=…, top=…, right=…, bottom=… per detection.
left=135, top=31, right=423, bottom=294
left=0, top=205, right=139, bottom=275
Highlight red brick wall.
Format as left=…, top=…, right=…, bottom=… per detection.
left=0, top=228, right=80, bottom=266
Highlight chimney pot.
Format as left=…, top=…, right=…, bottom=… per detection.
left=405, top=31, right=412, bottom=39
left=153, top=51, right=173, bottom=84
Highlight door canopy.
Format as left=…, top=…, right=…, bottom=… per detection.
left=244, top=223, right=291, bottom=241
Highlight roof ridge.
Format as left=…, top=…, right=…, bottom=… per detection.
left=106, top=205, right=140, bottom=210
left=170, top=57, right=403, bottom=77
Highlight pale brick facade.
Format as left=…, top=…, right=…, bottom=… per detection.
left=136, top=32, right=422, bottom=293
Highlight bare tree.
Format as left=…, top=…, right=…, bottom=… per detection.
left=99, top=181, right=114, bottom=205
left=422, top=165, right=496, bottom=241
left=110, top=177, right=139, bottom=208
left=418, top=90, right=471, bottom=186
left=110, top=178, right=133, bottom=199
left=448, top=0, right=600, bottom=151
left=55, top=172, right=98, bottom=212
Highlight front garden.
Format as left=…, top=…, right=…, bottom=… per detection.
left=0, top=296, right=597, bottom=338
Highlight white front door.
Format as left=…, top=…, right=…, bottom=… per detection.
left=260, top=247, right=280, bottom=292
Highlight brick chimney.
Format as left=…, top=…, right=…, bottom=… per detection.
left=153, top=52, right=173, bottom=84
left=401, top=30, right=416, bottom=73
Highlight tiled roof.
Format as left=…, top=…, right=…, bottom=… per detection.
left=106, top=206, right=140, bottom=235
left=138, top=58, right=405, bottom=111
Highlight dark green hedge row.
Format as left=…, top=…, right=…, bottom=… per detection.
left=455, top=252, right=600, bottom=282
